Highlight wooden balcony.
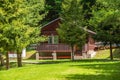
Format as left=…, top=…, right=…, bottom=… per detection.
left=36, top=43, right=71, bottom=53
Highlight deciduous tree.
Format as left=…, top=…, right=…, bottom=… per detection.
left=89, top=0, right=120, bottom=60
left=0, top=0, right=46, bottom=68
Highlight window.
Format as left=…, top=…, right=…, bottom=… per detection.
left=48, top=35, right=59, bottom=44
left=48, top=36, right=53, bottom=44
left=54, top=36, right=59, bottom=44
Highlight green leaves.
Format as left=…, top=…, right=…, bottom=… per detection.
left=90, top=0, right=120, bottom=44
left=23, top=0, right=46, bottom=27
left=0, top=0, right=46, bottom=53
left=58, top=0, right=86, bottom=47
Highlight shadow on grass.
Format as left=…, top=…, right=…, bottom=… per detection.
left=0, top=62, right=26, bottom=70
left=70, top=61, right=120, bottom=70
left=106, top=48, right=120, bottom=60
left=1, top=59, right=120, bottom=71
left=113, top=49, right=120, bottom=59
left=33, top=59, right=118, bottom=65
left=66, top=61, right=120, bottom=80
left=65, top=74, right=118, bottom=80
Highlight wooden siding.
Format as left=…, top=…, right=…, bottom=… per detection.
left=88, top=44, right=96, bottom=50
left=41, top=18, right=60, bottom=35
left=37, top=43, right=71, bottom=53
left=41, top=31, right=57, bottom=35
left=88, top=34, right=96, bottom=50
left=36, top=18, right=96, bottom=58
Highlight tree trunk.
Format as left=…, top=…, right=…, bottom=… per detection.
left=6, top=52, right=10, bottom=70
left=110, top=41, right=113, bottom=60
left=71, top=45, right=74, bottom=61
left=0, top=54, right=2, bottom=66
left=0, top=55, right=4, bottom=66
left=17, top=52, right=22, bottom=67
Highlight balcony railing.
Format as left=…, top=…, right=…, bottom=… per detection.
left=36, top=43, right=71, bottom=52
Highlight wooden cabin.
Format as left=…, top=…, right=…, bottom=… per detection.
left=36, top=18, right=96, bottom=60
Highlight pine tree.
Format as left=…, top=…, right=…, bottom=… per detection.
left=41, top=0, right=62, bottom=25
left=57, top=0, right=86, bottom=60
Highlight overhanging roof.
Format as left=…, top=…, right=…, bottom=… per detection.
left=42, top=18, right=96, bottom=34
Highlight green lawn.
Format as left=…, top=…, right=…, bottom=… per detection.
left=0, top=59, right=120, bottom=80
left=94, top=49, right=120, bottom=59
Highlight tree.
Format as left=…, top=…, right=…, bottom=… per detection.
left=0, top=0, right=46, bottom=68
left=15, top=0, right=46, bottom=67
left=0, top=48, right=4, bottom=66
left=80, top=0, right=96, bottom=30
left=89, top=0, right=120, bottom=60
left=41, top=0, right=62, bottom=25
left=0, top=25, right=14, bottom=69
left=57, top=0, right=86, bottom=60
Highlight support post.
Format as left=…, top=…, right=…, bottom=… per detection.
left=52, top=51, right=57, bottom=60
left=36, top=52, right=39, bottom=60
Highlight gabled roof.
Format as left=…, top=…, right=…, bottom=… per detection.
left=42, top=18, right=96, bottom=34
left=42, top=18, right=60, bottom=31
left=43, top=18, right=60, bottom=27
left=83, top=28, right=96, bottom=34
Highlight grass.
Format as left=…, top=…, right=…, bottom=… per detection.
left=0, top=59, right=120, bottom=80
left=93, top=49, right=120, bottom=59
left=93, top=49, right=110, bottom=59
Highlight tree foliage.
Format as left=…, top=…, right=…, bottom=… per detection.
left=89, top=0, right=120, bottom=60
left=0, top=0, right=46, bottom=68
left=41, top=0, right=62, bottom=25
left=58, top=0, right=86, bottom=60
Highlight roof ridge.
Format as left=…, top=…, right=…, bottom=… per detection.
left=43, top=18, right=60, bottom=27
left=42, top=18, right=96, bottom=34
